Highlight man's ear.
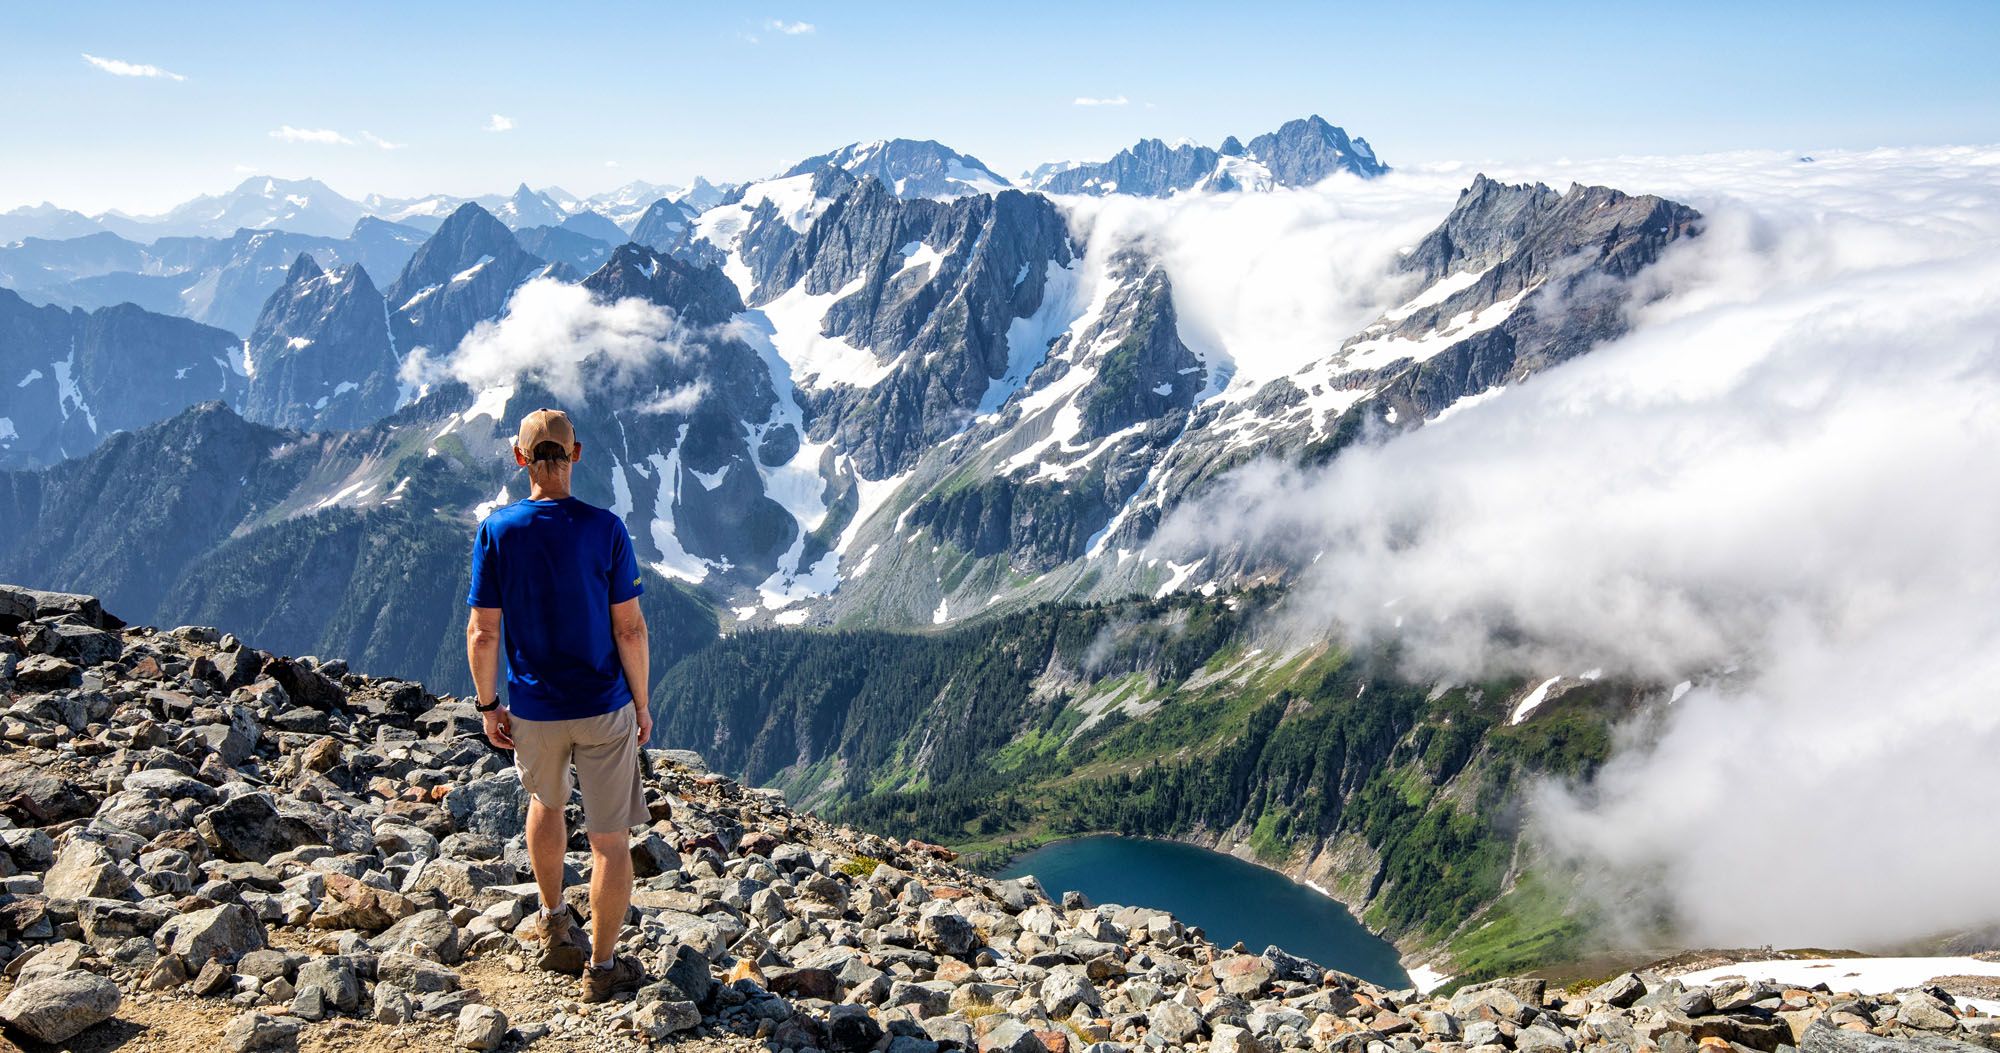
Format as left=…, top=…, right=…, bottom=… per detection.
left=513, top=444, right=528, bottom=467
left=571, top=441, right=583, bottom=464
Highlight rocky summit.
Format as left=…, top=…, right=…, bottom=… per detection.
left=0, top=581, right=1994, bottom=1053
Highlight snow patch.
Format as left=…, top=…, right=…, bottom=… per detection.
left=754, top=275, right=892, bottom=389
left=1509, top=676, right=1564, bottom=725
left=1156, top=558, right=1204, bottom=598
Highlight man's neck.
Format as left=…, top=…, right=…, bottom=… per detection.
left=528, top=471, right=571, bottom=501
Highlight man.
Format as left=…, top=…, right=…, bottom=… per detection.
left=465, top=408, right=653, bottom=1002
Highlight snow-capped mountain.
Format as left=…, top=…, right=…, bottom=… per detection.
left=0, top=202, right=107, bottom=245
left=581, top=180, right=680, bottom=228
left=1032, top=115, right=1387, bottom=196
left=0, top=117, right=1697, bottom=637
left=98, top=176, right=370, bottom=239
left=782, top=139, right=1011, bottom=200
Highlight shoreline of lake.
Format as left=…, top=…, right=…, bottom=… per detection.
left=999, top=833, right=1414, bottom=989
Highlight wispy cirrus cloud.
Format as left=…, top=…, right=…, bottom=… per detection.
left=485, top=114, right=515, bottom=133
left=269, top=125, right=352, bottom=145
left=766, top=18, right=815, bottom=34
left=1073, top=95, right=1129, bottom=107
left=81, top=53, right=185, bottom=81
left=358, top=131, right=404, bottom=151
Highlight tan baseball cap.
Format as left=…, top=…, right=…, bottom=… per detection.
left=515, top=408, right=576, bottom=462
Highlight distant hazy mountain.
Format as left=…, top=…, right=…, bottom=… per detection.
left=1031, top=114, right=1387, bottom=196
left=97, top=176, right=369, bottom=239
left=0, top=218, right=426, bottom=336
left=0, top=202, right=107, bottom=245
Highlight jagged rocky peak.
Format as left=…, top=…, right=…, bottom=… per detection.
left=1244, top=114, right=1386, bottom=184
left=243, top=253, right=400, bottom=432
left=387, top=202, right=525, bottom=297
left=1406, top=173, right=1701, bottom=284
left=758, top=181, right=1078, bottom=477
left=494, top=182, right=567, bottom=230
left=782, top=138, right=1011, bottom=200
left=583, top=243, right=745, bottom=326
left=386, top=202, right=547, bottom=358
left=1034, top=113, right=1387, bottom=197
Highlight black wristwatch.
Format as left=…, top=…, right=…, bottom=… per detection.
left=475, top=697, right=502, bottom=713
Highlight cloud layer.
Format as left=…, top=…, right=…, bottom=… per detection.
left=399, top=279, right=710, bottom=408
left=1150, top=146, right=2000, bottom=948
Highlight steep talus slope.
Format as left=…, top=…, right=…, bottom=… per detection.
left=7, top=583, right=1981, bottom=1050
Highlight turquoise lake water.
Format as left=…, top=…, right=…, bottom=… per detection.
left=999, top=835, right=1412, bottom=989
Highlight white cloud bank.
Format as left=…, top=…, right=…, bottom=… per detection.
left=399, top=279, right=711, bottom=409
left=1150, top=145, right=2000, bottom=949
left=485, top=114, right=514, bottom=133
left=81, top=53, right=184, bottom=81
left=766, top=19, right=816, bottom=34
left=1073, top=95, right=1129, bottom=107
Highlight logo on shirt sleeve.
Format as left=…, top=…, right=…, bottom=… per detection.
left=633, top=576, right=641, bottom=586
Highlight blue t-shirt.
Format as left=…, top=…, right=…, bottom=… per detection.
left=466, top=496, right=645, bottom=721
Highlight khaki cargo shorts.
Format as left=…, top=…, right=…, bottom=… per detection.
left=510, top=703, right=650, bottom=834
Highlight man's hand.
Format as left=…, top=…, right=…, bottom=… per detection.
left=634, top=699, right=653, bottom=745
left=483, top=706, right=514, bottom=749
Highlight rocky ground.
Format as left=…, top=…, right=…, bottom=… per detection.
left=0, top=583, right=1996, bottom=1053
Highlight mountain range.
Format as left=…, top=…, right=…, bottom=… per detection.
left=0, top=114, right=1701, bottom=653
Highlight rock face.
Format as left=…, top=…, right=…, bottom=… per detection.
left=242, top=253, right=401, bottom=431
left=0, top=583, right=1994, bottom=1053
left=385, top=202, right=550, bottom=358
left=0, top=286, right=244, bottom=468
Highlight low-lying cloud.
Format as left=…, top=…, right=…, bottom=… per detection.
left=1151, top=145, right=2000, bottom=948
left=400, top=279, right=711, bottom=408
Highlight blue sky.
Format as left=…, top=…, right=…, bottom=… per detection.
left=4, top=0, right=1997, bottom=214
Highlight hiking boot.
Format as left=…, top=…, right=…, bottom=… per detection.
left=579, top=954, right=645, bottom=1003
left=524, top=904, right=591, bottom=975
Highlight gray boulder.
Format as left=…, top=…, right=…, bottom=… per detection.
left=223, top=1010, right=300, bottom=1052
left=443, top=771, right=530, bottom=840
left=1802, top=1018, right=1988, bottom=1053
left=156, top=902, right=266, bottom=964
left=456, top=1004, right=509, bottom=1050
left=0, top=970, right=123, bottom=1043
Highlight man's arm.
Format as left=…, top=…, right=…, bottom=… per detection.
left=466, top=606, right=511, bottom=748
left=610, top=597, right=651, bottom=744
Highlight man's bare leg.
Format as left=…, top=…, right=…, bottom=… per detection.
left=586, top=830, right=632, bottom=965
left=526, top=797, right=567, bottom=911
